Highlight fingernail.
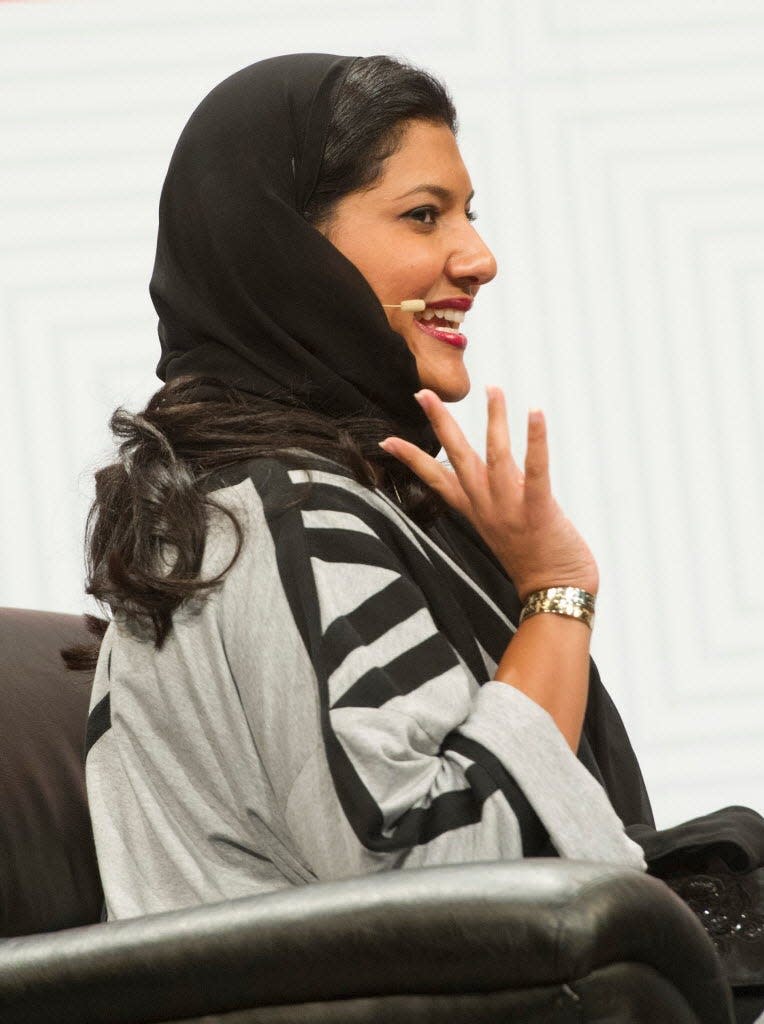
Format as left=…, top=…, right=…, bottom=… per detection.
left=378, top=440, right=392, bottom=452
left=413, top=390, right=425, bottom=404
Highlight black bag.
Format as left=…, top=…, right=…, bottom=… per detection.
left=629, top=806, right=764, bottom=989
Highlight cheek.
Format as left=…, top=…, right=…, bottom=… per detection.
left=398, top=246, right=439, bottom=277
left=383, top=312, right=426, bottom=369
left=340, top=227, right=441, bottom=311
left=386, top=309, right=411, bottom=338
left=399, top=321, right=430, bottom=370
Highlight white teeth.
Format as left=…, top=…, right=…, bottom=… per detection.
left=418, top=307, right=467, bottom=325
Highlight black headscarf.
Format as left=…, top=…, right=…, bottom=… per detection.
left=149, top=51, right=439, bottom=456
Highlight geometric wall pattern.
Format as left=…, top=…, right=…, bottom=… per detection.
left=1, top=0, right=762, bottom=828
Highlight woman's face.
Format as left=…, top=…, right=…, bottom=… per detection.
left=320, top=120, right=497, bottom=402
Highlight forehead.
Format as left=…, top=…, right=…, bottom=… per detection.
left=376, top=121, right=473, bottom=198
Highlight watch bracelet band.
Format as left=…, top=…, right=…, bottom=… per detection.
left=518, top=586, right=596, bottom=631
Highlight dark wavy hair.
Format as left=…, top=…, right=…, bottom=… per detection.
left=62, top=55, right=458, bottom=672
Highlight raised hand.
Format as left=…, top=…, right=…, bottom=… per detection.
left=379, top=387, right=599, bottom=602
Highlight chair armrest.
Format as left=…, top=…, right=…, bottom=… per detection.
left=0, top=860, right=734, bottom=1024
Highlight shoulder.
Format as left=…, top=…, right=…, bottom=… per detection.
left=199, top=449, right=409, bottom=570
left=194, top=450, right=436, bottom=639
left=204, top=449, right=357, bottom=496
left=203, top=449, right=393, bottom=521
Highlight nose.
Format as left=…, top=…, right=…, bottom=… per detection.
left=446, top=225, right=497, bottom=291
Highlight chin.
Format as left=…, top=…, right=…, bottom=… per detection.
left=426, top=374, right=471, bottom=403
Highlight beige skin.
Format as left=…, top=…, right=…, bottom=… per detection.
left=321, top=119, right=599, bottom=751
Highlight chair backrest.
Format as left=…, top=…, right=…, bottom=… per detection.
left=0, top=607, right=103, bottom=936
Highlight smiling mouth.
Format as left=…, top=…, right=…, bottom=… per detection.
left=415, top=307, right=466, bottom=330
left=413, top=313, right=468, bottom=349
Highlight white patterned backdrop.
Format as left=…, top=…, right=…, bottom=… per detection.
left=1, top=0, right=762, bottom=829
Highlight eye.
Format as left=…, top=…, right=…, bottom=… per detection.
left=405, top=206, right=479, bottom=225
left=406, top=205, right=440, bottom=225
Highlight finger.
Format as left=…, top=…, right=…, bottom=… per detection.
left=523, top=409, right=551, bottom=505
left=485, top=386, right=522, bottom=489
left=378, top=436, right=469, bottom=512
left=415, top=390, right=482, bottom=490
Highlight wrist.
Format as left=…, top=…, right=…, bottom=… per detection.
left=515, top=572, right=599, bottom=605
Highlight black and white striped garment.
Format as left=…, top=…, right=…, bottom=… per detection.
left=85, top=450, right=646, bottom=920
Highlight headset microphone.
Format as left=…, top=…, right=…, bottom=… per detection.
left=382, top=299, right=426, bottom=312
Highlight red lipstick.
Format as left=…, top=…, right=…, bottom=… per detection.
left=425, top=297, right=473, bottom=311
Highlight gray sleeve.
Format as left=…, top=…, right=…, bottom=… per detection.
left=271, top=492, right=646, bottom=879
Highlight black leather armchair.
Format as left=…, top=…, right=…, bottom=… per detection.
left=0, top=607, right=736, bottom=1023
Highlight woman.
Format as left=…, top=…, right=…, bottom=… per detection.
left=67, top=52, right=656, bottom=921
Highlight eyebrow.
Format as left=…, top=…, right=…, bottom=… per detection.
left=395, top=184, right=475, bottom=204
